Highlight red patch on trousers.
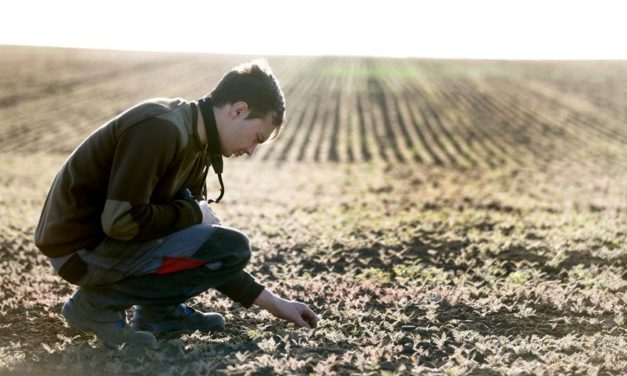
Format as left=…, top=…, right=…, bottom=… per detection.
left=156, top=256, right=213, bottom=275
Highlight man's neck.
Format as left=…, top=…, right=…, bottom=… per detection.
left=196, top=106, right=208, bottom=145
left=197, top=104, right=225, bottom=146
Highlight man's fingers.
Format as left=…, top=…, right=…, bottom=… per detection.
left=300, top=305, right=318, bottom=328
left=292, top=304, right=315, bottom=329
left=198, top=201, right=223, bottom=225
left=304, top=312, right=317, bottom=328
left=207, top=206, right=221, bottom=224
left=307, top=315, right=317, bottom=328
left=209, top=212, right=221, bottom=225
left=293, top=316, right=310, bottom=329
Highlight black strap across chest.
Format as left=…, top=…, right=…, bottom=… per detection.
left=193, top=98, right=225, bottom=203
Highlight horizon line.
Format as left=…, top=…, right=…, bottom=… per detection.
left=3, top=43, right=627, bottom=62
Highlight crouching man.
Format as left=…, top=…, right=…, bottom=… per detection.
left=34, top=59, right=317, bottom=349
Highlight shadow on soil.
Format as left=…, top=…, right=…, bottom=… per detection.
left=290, top=226, right=622, bottom=280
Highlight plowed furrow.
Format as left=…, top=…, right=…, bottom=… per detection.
left=292, top=73, right=334, bottom=162
left=413, top=68, right=522, bottom=167
left=471, top=76, right=613, bottom=165
left=365, top=69, right=406, bottom=163
left=388, top=60, right=495, bottom=167
left=419, top=65, right=544, bottom=164
left=333, top=58, right=358, bottom=163
left=423, top=68, right=561, bottom=166
left=371, top=59, right=419, bottom=164
left=400, top=76, right=463, bottom=167
left=502, top=78, right=627, bottom=144
left=308, top=64, right=339, bottom=163
left=356, top=90, right=376, bottom=162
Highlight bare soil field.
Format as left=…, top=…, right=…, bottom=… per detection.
left=0, top=45, right=626, bottom=375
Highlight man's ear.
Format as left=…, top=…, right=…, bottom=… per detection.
left=230, top=101, right=249, bottom=119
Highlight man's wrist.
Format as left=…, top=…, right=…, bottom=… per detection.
left=254, top=289, right=279, bottom=314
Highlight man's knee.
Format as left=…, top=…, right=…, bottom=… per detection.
left=221, top=227, right=252, bottom=261
left=193, top=226, right=252, bottom=264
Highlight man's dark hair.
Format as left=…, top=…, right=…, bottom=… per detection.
left=207, top=59, right=286, bottom=140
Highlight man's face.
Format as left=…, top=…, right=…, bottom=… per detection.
left=220, top=102, right=277, bottom=158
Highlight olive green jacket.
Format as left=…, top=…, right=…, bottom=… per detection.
left=35, top=98, right=208, bottom=257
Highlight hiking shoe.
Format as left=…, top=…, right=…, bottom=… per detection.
left=62, top=297, right=158, bottom=349
left=130, top=303, right=226, bottom=335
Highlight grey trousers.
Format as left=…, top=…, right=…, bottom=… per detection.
left=55, top=225, right=253, bottom=322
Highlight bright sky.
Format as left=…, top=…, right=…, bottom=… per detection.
left=1, top=0, right=626, bottom=59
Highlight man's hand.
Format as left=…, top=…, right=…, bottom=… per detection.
left=197, top=200, right=221, bottom=225
left=254, top=289, right=318, bottom=329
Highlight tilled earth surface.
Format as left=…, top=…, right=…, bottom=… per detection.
left=0, top=154, right=625, bottom=375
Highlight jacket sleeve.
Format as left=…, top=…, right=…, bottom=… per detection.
left=215, top=270, right=265, bottom=308
left=101, top=118, right=202, bottom=241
